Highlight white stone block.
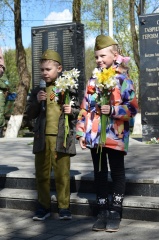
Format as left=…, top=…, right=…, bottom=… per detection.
left=132, top=113, right=142, bottom=135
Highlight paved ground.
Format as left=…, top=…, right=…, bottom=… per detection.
left=0, top=137, right=159, bottom=239
left=0, top=137, right=159, bottom=183
left=0, top=208, right=159, bottom=240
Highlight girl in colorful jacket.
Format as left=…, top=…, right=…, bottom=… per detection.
left=76, top=35, right=138, bottom=233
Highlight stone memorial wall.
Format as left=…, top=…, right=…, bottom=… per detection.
left=31, top=22, right=85, bottom=104
left=139, top=13, right=159, bottom=141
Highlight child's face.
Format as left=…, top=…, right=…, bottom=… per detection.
left=94, top=46, right=117, bottom=69
left=40, top=60, right=62, bottom=83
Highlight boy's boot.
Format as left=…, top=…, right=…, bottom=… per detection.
left=92, top=197, right=109, bottom=231
left=106, top=193, right=124, bottom=232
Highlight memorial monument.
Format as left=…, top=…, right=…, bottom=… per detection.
left=139, top=13, right=159, bottom=141
left=31, top=22, right=85, bottom=104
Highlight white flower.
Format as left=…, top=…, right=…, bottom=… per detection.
left=89, top=79, right=95, bottom=87
left=62, top=68, right=80, bottom=80
left=55, top=68, right=79, bottom=93
left=70, top=96, right=76, bottom=106
left=92, top=68, right=100, bottom=78
left=67, top=76, right=78, bottom=89
left=96, top=83, right=104, bottom=91
left=55, top=76, right=67, bottom=91
left=150, top=137, right=159, bottom=144
left=55, top=96, right=59, bottom=102
left=92, top=67, right=116, bottom=92
left=70, top=68, right=80, bottom=79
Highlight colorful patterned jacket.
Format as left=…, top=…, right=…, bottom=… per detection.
left=76, top=72, right=138, bottom=154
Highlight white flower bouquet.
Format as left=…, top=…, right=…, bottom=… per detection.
left=55, top=68, right=80, bottom=148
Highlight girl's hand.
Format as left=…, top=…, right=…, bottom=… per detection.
left=79, top=137, right=86, bottom=149
left=101, top=105, right=111, bottom=115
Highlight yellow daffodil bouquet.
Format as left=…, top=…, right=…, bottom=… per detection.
left=92, top=66, right=116, bottom=170
left=93, top=66, right=116, bottom=149
left=55, top=68, right=80, bottom=148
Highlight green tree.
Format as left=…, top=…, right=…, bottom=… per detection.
left=2, top=50, right=19, bottom=92
left=2, top=0, right=31, bottom=137
left=82, top=0, right=108, bottom=34
left=81, top=0, right=159, bottom=100
left=3, top=47, right=32, bottom=93
left=1, top=0, right=159, bottom=119
left=85, top=47, right=96, bottom=81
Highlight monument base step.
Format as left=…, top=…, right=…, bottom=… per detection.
left=0, top=188, right=159, bottom=222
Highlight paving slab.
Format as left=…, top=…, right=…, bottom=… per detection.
left=0, top=137, right=159, bottom=183
left=0, top=208, right=158, bottom=240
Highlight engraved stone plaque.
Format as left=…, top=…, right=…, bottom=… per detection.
left=31, top=22, right=85, bottom=103
left=139, top=13, right=159, bottom=140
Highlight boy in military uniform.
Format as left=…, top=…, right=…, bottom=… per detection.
left=27, top=49, right=79, bottom=221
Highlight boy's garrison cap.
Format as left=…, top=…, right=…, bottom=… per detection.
left=41, top=49, right=62, bottom=65
left=94, top=35, right=118, bottom=51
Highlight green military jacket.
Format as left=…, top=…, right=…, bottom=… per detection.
left=26, top=86, right=80, bottom=156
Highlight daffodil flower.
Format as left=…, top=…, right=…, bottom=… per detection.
left=92, top=67, right=116, bottom=171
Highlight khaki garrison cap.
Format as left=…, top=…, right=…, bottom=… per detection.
left=94, top=35, right=118, bottom=51
left=41, top=49, right=62, bottom=65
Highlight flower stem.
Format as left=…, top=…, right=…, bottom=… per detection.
left=63, top=90, right=70, bottom=148
left=99, top=89, right=109, bottom=171
left=100, top=114, right=108, bottom=144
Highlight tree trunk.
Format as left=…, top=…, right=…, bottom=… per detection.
left=129, top=0, right=140, bottom=71
left=5, top=0, right=31, bottom=138
left=73, top=0, right=81, bottom=22
left=129, top=0, right=146, bottom=108
left=129, top=0, right=141, bottom=107
left=100, top=0, right=107, bottom=34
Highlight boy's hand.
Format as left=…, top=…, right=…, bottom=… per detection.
left=63, top=104, right=72, bottom=115
left=79, top=137, right=86, bottom=149
left=101, top=105, right=111, bottom=115
left=37, top=90, right=47, bottom=103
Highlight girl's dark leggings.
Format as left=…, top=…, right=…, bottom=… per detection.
left=90, top=147, right=125, bottom=199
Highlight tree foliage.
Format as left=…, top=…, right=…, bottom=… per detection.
left=82, top=0, right=108, bottom=34
left=3, top=48, right=32, bottom=93
left=1, top=0, right=159, bottom=107
left=82, top=0, right=159, bottom=99
left=3, top=49, right=19, bottom=92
